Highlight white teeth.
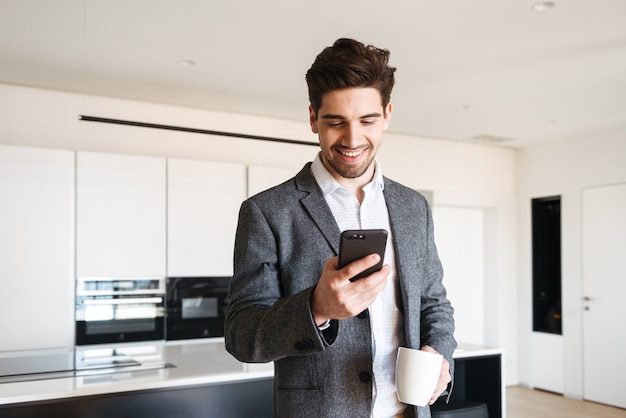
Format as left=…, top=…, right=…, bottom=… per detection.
left=340, top=150, right=363, bottom=157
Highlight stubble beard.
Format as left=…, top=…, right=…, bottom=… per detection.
left=321, top=148, right=374, bottom=179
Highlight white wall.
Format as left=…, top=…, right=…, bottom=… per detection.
left=433, top=207, right=485, bottom=346
left=0, top=82, right=518, bottom=383
left=516, top=135, right=626, bottom=398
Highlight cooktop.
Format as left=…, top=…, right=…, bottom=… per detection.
left=0, top=347, right=173, bottom=384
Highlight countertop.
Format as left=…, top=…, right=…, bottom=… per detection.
left=452, top=342, right=504, bottom=359
left=0, top=339, right=273, bottom=406
left=0, top=340, right=502, bottom=407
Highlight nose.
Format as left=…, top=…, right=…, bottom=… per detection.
left=343, top=122, right=362, bottom=147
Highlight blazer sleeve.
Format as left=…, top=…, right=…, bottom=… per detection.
left=224, top=198, right=333, bottom=363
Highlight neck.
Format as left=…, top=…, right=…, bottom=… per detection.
left=329, top=162, right=376, bottom=204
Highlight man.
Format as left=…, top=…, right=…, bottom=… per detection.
left=225, top=38, right=456, bottom=418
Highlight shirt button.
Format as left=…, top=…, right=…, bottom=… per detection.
left=358, top=371, right=371, bottom=383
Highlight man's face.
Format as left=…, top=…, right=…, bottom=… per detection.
left=309, top=87, right=392, bottom=181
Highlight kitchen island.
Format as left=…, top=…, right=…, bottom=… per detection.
left=0, top=339, right=274, bottom=418
left=0, top=341, right=504, bottom=418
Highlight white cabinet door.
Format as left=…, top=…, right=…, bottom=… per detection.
left=0, top=145, right=75, bottom=351
left=167, top=159, right=246, bottom=276
left=77, top=151, right=166, bottom=277
left=247, top=166, right=297, bottom=197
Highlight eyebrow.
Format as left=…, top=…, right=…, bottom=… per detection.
left=320, top=112, right=382, bottom=120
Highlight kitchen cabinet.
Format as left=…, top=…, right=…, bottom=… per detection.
left=247, top=165, right=296, bottom=197
left=167, top=158, right=246, bottom=276
left=0, top=145, right=75, bottom=351
left=76, top=151, right=166, bottom=277
left=445, top=345, right=505, bottom=418
left=0, top=341, right=274, bottom=418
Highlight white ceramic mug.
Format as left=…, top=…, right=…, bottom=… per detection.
left=395, top=347, right=443, bottom=406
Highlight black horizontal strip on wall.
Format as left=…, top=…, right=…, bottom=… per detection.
left=78, top=115, right=319, bottom=147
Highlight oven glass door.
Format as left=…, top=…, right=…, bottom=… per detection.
left=181, top=293, right=221, bottom=319
left=166, top=277, right=230, bottom=340
left=76, top=296, right=164, bottom=345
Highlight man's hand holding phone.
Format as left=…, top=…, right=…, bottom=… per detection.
left=311, top=230, right=389, bottom=326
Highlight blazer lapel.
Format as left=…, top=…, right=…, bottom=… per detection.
left=383, top=178, right=421, bottom=347
left=383, top=178, right=418, bottom=278
left=294, top=163, right=342, bottom=255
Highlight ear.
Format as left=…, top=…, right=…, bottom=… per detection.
left=382, top=102, right=393, bottom=130
left=309, top=105, right=318, bottom=134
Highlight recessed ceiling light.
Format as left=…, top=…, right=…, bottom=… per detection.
left=532, top=2, right=555, bottom=12
left=178, top=59, right=196, bottom=67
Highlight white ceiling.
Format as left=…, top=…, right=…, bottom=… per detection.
left=1, top=0, right=625, bottom=148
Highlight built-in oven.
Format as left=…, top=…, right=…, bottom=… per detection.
left=75, top=277, right=165, bottom=345
left=165, top=276, right=230, bottom=341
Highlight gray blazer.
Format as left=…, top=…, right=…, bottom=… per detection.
left=225, top=163, right=456, bottom=418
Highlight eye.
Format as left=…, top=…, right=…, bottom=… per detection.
left=361, top=119, right=376, bottom=125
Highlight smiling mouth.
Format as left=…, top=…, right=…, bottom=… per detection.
left=337, top=148, right=365, bottom=158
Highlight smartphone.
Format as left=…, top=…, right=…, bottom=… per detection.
left=338, top=229, right=388, bottom=282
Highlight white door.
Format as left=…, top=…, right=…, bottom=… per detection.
left=582, top=183, right=626, bottom=409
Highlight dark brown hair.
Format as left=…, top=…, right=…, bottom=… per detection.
left=305, top=38, right=396, bottom=117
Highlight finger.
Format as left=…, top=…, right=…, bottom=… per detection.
left=322, top=256, right=340, bottom=274
left=327, top=255, right=340, bottom=270
left=341, top=253, right=381, bottom=280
